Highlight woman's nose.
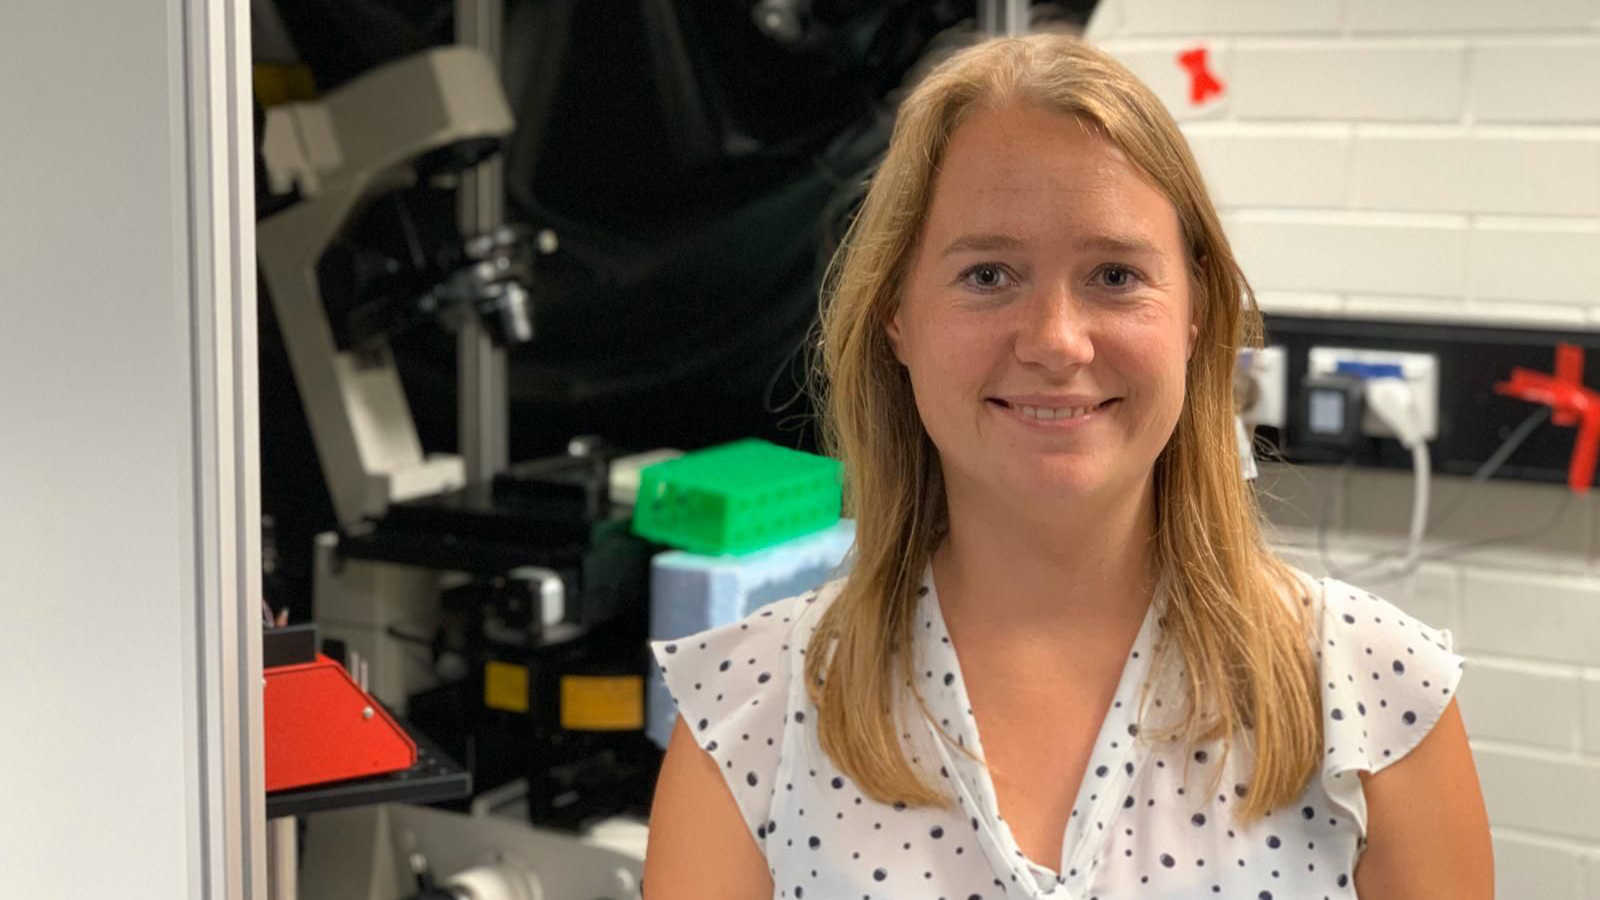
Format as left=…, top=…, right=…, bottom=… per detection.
left=1012, top=283, right=1094, bottom=372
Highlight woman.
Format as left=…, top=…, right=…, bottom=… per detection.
left=644, top=34, right=1492, bottom=900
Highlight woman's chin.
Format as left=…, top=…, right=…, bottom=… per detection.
left=1003, top=463, right=1116, bottom=503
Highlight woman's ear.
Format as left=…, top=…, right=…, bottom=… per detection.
left=1185, top=263, right=1205, bottom=361
left=886, top=310, right=908, bottom=366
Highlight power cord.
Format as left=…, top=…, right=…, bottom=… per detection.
left=1312, top=405, right=1555, bottom=583
left=1412, top=491, right=1572, bottom=565
left=1331, top=377, right=1431, bottom=579
left=1422, top=406, right=1552, bottom=531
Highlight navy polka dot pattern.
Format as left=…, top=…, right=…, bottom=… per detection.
left=648, top=570, right=1465, bottom=899
left=1316, top=577, right=1466, bottom=838
left=651, top=591, right=810, bottom=843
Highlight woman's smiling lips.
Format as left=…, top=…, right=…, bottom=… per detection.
left=985, top=394, right=1121, bottom=428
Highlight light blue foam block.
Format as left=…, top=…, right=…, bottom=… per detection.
left=646, top=519, right=855, bottom=748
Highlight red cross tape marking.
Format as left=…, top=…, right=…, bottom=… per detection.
left=1496, top=342, right=1599, bottom=494
left=1177, top=46, right=1223, bottom=106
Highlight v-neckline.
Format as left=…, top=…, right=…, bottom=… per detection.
left=912, top=567, right=1164, bottom=898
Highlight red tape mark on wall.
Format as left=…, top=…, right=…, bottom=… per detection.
left=1177, top=46, right=1223, bottom=106
left=1496, top=343, right=1600, bottom=494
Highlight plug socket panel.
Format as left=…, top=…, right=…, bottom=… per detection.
left=1263, top=315, right=1599, bottom=486
left=1307, top=347, right=1439, bottom=441
left=1239, top=345, right=1287, bottom=429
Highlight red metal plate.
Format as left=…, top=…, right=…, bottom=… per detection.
left=264, top=655, right=417, bottom=793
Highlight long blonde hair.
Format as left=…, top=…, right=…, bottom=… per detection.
left=805, top=33, right=1319, bottom=823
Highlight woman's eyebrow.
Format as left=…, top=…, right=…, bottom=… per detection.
left=939, top=232, right=1163, bottom=257
left=940, top=232, right=1028, bottom=257
left=1075, top=233, right=1162, bottom=256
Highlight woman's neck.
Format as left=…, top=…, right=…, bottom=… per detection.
left=932, top=474, right=1159, bottom=638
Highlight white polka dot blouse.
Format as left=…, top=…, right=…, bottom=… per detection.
left=649, top=569, right=1465, bottom=900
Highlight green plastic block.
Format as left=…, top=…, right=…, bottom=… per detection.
left=631, top=439, right=843, bottom=555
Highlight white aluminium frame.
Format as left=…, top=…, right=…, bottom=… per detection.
left=179, top=0, right=265, bottom=895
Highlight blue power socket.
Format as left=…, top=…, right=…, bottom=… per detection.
left=1333, top=360, right=1405, bottom=380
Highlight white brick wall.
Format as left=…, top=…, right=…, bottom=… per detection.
left=1351, top=130, right=1600, bottom=217
left=1462, top=570, right=1600, bottom=666
left=1121, top=0, right=1343, bottom=36
left=1185, top=123, right=1351, bottom=207
left=1088, top=2, right=1600, bottom=892
left=1471, top=220, right=1600, bottom=306
left=1348, top=0, right=1593, bottom=33
left=1225, top=211, right=1468, bottom=296
left=1095, top=39, right=1233, bottom=120
left=1493, top=830, right=1587, bottom=900
left=1474, top=41, right=1600, bottom=123
left=1229, top=42, right=1466, bottom=122
left=1474, top=745, right=1600, bottom=841
left=1456, top=659, right=1583, bottom=749
left=1091, top=4, right=1600, bottom=328
left=1584, top=673, right=1600, bottom=752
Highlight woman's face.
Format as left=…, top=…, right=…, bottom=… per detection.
left=888, top=104, right=1197, bottom=515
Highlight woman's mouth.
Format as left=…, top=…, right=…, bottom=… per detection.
left=987, top=397, right=1120, bottom=425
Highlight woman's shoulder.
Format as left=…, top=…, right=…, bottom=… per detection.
left=649, top=577, right=842, bottom=685
left=1297, top=568, right=1467, bottom=774
left=1281, top=570, right=1465, bottom=837
left=647, top=579, right=843, bottom=843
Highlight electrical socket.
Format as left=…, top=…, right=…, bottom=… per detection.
left=1239, top=345, right=1287, bottom=429
left=1306, top=346, right=1439, bottom=441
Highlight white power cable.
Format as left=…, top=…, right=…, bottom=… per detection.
left=1308, top=406, right=1553, bottom=583
left=1357, top=377, right=1431, bottom=576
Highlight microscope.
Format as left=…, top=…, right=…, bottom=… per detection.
left=257, top=43, right=652, bottom=900
left=259, top=44, right=531, bottom=712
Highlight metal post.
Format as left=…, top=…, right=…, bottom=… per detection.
left=185, top=0, right=268, bottom=894
left=457, top=0, right=511, bottom=481
left=978, top=0, right=1031, bottom=36
left=266, top=817, right=298, bottom=900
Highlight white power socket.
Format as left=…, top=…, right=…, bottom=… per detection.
left=1239, top=345, right=1287, bottom=429
left=1306, top=347, right=1439, bottom=441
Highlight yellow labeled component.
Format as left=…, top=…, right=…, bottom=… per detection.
left=253, top=63, right=318, bottom=107
left=484, top=661, right=530, bottom=713
left=560, top=675, right=644, bottom=731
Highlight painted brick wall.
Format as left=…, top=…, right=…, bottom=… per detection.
left=1086, top=3, right=1600, bottom=897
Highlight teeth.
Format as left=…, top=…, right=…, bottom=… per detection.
left=1016, top=403, right=1095, bottom=420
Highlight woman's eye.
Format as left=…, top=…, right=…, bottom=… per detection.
left=1094, top=264, right=1143, bottom=290
left=959, top=263, right=1013, bottom=291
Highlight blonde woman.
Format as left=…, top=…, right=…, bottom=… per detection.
left=644, top=34, right=1491, bottom=900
